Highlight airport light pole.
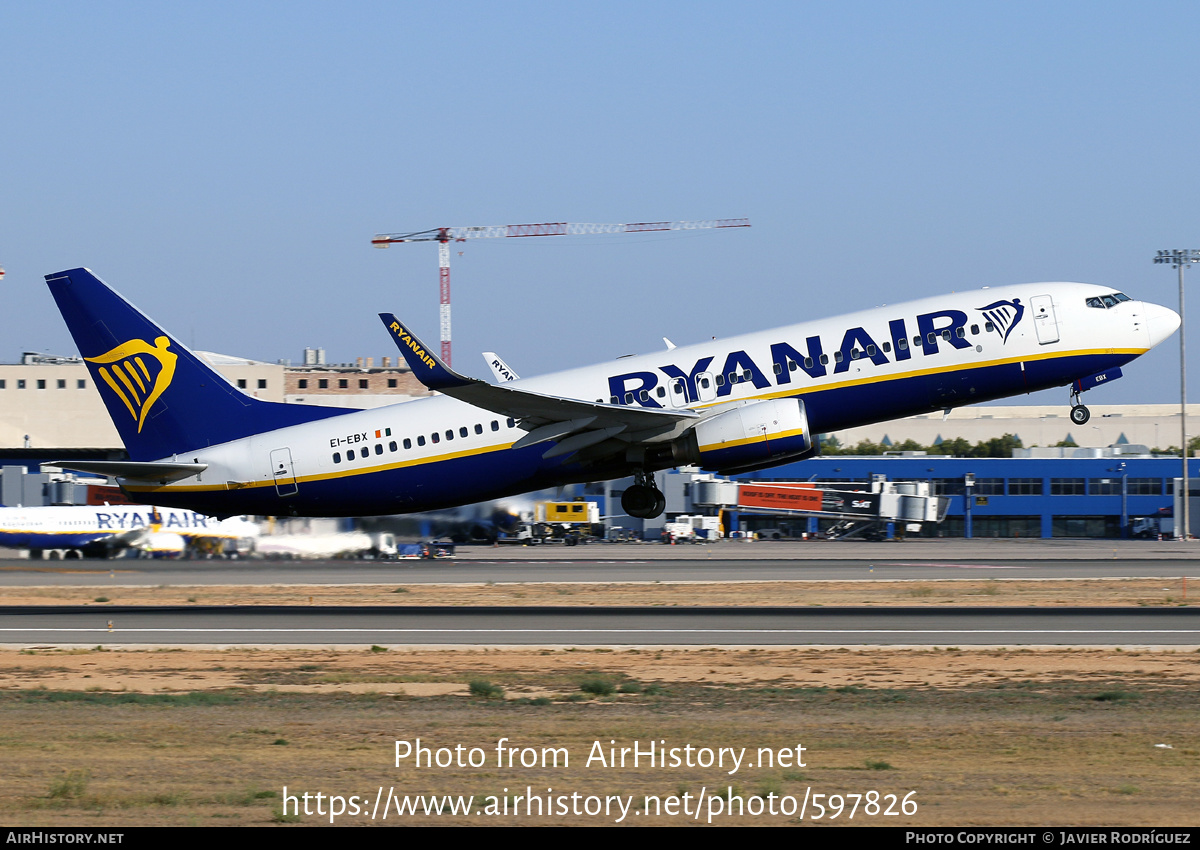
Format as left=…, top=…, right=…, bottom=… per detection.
left=1154, top=249, right=1200, bottom=540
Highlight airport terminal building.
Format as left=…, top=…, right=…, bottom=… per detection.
left=726, top=449, right=1199, bottom=539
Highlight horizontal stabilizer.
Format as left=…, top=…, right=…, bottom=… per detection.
left=47, top=460, right=207, bottom=483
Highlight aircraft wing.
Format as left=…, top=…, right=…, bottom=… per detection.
left=380, top=314, right=697, bottom=455
left=482, top=351, right=520, bottom=382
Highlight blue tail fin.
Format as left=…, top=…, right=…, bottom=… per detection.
left=46, top=268, right=348, bottom=461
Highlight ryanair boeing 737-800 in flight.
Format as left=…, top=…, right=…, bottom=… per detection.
left=45, top=268, right=1179, bottom=520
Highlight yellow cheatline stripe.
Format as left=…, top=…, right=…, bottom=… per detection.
left=693, top=347, right=1146, bottom=410
left=697, top=427, right=807, bottom=453
left=125, top=441, right=519, bottom=493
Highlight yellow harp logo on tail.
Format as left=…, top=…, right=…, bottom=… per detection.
left=85, top=336, right=178, bottom=433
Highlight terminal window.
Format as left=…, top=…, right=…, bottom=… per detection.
left=77, top=380, right=85, bottom=389
left=1008, top=478, right=1043, bottom=495
left=1050, top=478, right=1086, bottom=495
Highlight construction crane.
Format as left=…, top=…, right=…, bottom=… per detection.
left=371, top=218, right=750, bottom=366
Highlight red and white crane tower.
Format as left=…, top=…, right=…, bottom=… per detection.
left=371, top=218, right=750, bottom=366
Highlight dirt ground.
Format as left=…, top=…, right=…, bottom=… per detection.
left=2, top=579, right=1198, bottom=827
left=1, top=576, right=1196, bottom=608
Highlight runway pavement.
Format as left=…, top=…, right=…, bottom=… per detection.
left=4, top=604, right=1200, bottom=647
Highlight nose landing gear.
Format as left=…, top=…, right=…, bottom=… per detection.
left=621, top=470, right=667, bottom=519
left=1069, top=388, right=1090, bottom=425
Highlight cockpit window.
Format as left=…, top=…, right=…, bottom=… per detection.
left=1086, top=292, right=1133, bottom=309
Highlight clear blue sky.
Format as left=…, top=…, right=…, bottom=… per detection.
left=2, top=1, right=1198, bottom=405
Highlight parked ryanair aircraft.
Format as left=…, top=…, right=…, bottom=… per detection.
left=0, top=503, right=258, bottom=558
left=46, top=269, right=1179, bottom=519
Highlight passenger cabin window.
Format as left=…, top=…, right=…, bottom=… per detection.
left=819, top=354, right=829, bottom=365
left=417, top=435, right=426, bottom=446
left=431, top=433, right=440, bottom=443
left=333, top=452, right=341, bottom=464
left=404, top=438, right=412, bottom=449
left=970, top=324, right=979, bottom=335
left=460, top=426, right=468, bottom=438
left=898, top=339, right=907, bottom=350
left=491, top=420, right=500, bottom=431
left=834, top=351, right=844, bottom=363
left=474, top=424, right=483, bottom=435
left=375, top=444, right=383, bottom=455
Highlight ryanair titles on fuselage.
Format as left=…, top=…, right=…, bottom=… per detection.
left=95, top=510, right=210, bottom=530
left=606, top=302, right=1019, bottom=407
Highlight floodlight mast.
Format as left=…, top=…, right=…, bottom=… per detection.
left=371, top=218, right=751, bottom=367
left=1154, top=249, right=1200, bottom=540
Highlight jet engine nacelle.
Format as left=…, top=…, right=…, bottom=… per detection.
left=672, top=398, right=815, bottom=474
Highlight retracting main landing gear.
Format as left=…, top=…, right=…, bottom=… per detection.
left=1069, top=388, right=1090, bottom=425
left=621, top=470, right=667, bottom=519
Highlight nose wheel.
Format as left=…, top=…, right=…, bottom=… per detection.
left=1069, top=389, right=1090, bottom=425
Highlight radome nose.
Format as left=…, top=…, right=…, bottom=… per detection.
left=1143, top=301, right=1181, bottom=348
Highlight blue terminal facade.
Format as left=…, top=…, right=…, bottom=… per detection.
left=732, top=454, right=1200, bottom=539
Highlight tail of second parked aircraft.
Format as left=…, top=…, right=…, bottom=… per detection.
left=46, top=268, right=346, bottom=461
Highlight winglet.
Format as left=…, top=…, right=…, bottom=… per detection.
left=378, top=314, right=474, bottom=391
